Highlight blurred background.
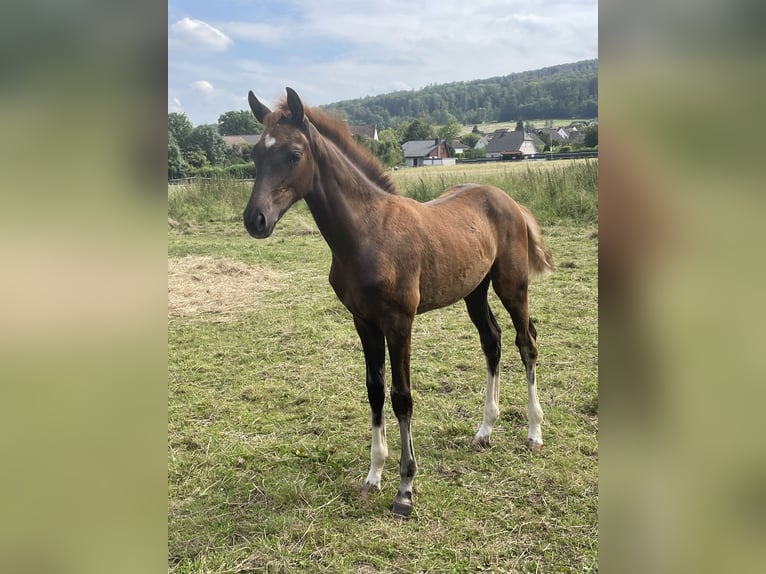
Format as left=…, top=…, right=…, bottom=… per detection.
left=600, top=0, right=766, bottom=572
left=1, top=0, right=765, bottom=572
left=0, top=2, right=167, bottom=573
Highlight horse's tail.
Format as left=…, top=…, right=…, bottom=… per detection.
left=520, top=205, right=554, bottom=279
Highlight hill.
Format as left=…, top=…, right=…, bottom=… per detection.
left=323, top=59, right=597, bottom=128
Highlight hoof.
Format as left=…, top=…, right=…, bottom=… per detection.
left=392, top=492, right=413, bottom=518
left=392, top=500, right=413, bottom=518
left=526, top=438, right=543, bottom=452
left=471, top=435, right=491, bottom=449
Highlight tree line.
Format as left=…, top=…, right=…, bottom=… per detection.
left=168, top=110, right=263, bottom=179
left=168, top=60, right=598, bottom=179
left=323, top=60, right=597, bottom=127
left=168, top=108, right=495, bottom=178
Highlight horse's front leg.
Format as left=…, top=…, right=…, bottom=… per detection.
left=385, top=314, right=417, bottom=517
left=353, top=316, right=388, bottom=494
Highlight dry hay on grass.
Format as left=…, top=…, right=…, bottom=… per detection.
left=168, top=256, right=283, bottom=320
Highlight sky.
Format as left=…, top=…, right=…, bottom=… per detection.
left=168, top=0, right=598, bottom=126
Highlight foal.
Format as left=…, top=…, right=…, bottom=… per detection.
left=243, top=87, right=553, bottom=517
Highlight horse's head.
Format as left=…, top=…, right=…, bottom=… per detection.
left=243, top=87, right=314, bottom=238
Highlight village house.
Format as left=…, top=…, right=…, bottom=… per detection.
left=222, top=134, right=262, bottom=148
left=483, top=129, right=544, bottom=158
left=401, top=139, right=456, bottom=167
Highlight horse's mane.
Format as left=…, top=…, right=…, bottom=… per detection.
left=270, top=99, right=398, bottom=195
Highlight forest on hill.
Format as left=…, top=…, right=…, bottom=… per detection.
left=323, top=59, right=598, bottom=128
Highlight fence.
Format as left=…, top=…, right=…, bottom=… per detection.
left=168, top=177, right=256, bottom=186
left=456, top=150, right=597, bottom=164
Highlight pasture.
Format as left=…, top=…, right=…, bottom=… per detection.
left=168, top=160, right=598, bottom=573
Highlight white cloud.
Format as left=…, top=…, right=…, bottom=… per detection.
left=218, top=21, right=285, bottom=45
left=170, top=17, right=233, bottom=51
left=168, top=1, right=597, bottom=124
left=192, top=80, right=215, bottom=95
left=168, top=97, right=183, bottom=113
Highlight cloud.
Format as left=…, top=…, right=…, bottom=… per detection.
left=192, top=80, right=215, bottom=95
left=218, top=21, right=285, bottom=45
left=168, top=1, right=598, bottom=124
left=170, top=17, right=233, bottom=51
left=168, top=97, right=183, bottom=113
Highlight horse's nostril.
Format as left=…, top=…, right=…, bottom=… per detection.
left=256, top=211, right=266, bottom=232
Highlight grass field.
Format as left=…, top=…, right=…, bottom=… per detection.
left=168, top=162, right=598, bottom=573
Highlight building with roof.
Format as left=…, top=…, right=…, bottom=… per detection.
left=483, top=129, right=544, bottom=158
left=401, top=139, right=456, bottom=167
left=222, top=134, right=262, bottom=148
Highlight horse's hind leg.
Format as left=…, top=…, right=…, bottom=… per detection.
left=464, top=276, right=502, bottom=448
left=493, top=273, right=544, bottom=450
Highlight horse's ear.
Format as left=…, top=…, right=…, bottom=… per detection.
left=285, top=87, right=305, bottom=126
left=248, top=90, right=271, bottom=124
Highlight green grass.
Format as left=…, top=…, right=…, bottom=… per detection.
left=392, top=160, right=598, bottom=225
left=168, top=159, right=598, bottom=229
left=168, top=164, right=598, bottom=573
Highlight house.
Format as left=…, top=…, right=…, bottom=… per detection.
left=483, top=129, right=544, bottom=158
left=450, top=140, right=471, bottom=155
left=537, top=127, right=570, bottom=143
left=401, top=139, right=455, bottom=167
left=222, top=134, right=262, bottom=148
left=474, top=134, right=493, bottom=150
left=347, top=123, right=379, bottom=141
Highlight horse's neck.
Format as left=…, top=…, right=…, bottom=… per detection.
left=305, top=135, right=385, bottom=258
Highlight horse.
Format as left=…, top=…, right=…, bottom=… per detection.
left=243, top=87, right=554, bottom=517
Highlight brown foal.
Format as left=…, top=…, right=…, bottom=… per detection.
left=243, top=87, right=553, bottom=517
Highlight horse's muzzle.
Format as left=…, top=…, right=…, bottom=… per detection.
left=243, top=208, right=272, bottom=238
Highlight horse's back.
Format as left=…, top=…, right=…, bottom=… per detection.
left=424, top=183, right=525, bottom=232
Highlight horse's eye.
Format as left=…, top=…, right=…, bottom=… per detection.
left=289, top=151, right=302, bottom=164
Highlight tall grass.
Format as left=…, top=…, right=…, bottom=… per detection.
left=168, top=177, right=252, bottom=225
left=167, top=160, right=598, bottom=227
left=395, top=160, right=598, bottom=225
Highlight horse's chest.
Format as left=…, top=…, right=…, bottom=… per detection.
left=328, top=260, right=411, bottom=320
left=328, top=263, right=362, bottom=313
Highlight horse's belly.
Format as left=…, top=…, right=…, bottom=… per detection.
left=416, top=258, right=492, bottom=314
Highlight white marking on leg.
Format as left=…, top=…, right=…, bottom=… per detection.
left=526, top=365, right=544, bottom=445
left=364, top=419, right=387, bottom=490
left=263, top=133, right=276, bottom=148
left=396, top=418, right=416, bottom=500
left=474, top=366, right=500, bottom=445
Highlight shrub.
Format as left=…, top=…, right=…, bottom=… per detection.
left=224, top=163, right=255, bottom=179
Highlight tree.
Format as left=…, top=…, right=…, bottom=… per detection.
left=224, top=143, right=252, bottom=166
left=168, top=131, right=190, bottom=179
left=218, top=110, right=263, bottom=135
left=324, top=59, right=598, bottom=126
left=583, top=124, right=598, bottom=148
left=460, top=133, right=481, bottom=148
left=401, top=118, right=434, bottom=141
left=168, top=112, right=193, bottom=150
left=187, top=125, right=227, bottom=166
left=183, top=149, right=209, bottom=169
left=376, top=128, right=404, bottom=167
left=515, top=120, right=525, bottom=132
left=437, top=114, right=461, bottom=145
